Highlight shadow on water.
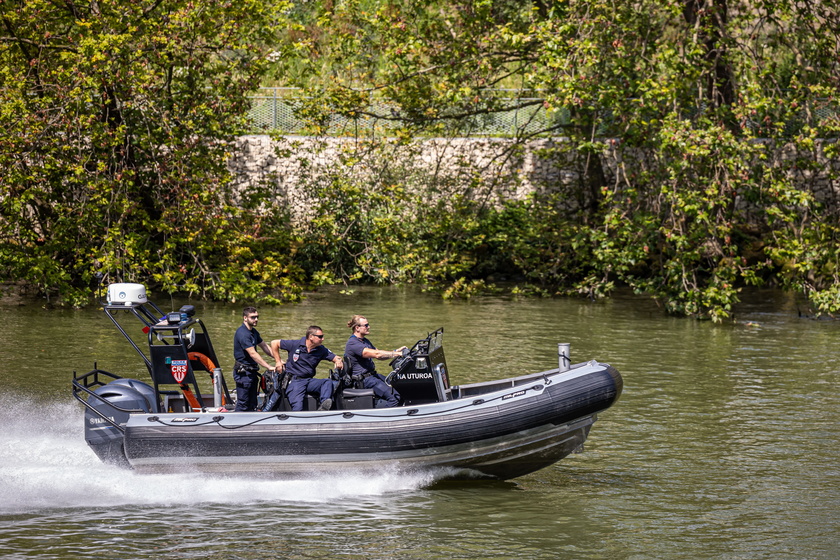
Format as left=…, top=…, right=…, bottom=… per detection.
left=426, top=479, right=522, bottom=491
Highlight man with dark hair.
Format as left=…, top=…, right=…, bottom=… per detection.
left=232, top=306, right=281, bottom=411
left=270, top=326, right=343, bottom=411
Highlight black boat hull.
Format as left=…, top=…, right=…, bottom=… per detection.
left=120, top=364, right=622, bottom=480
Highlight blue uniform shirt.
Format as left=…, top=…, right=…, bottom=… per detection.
left=279, top=337, right=336, bottom=378
left=233, top=324, right=263, bottom=367
left=345, top=335, right=377, bottom=375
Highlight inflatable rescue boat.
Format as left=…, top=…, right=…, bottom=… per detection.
left=72, top=283, right=623, bottom=480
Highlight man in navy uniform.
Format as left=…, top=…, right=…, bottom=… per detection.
left=232, top=307, right=281, bottom=411
left=344, top=315, right=405, bottom=407
left=271, top=326, right=343, bottom=411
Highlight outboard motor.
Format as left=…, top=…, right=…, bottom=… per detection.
left=83, top=378, right=156, bottom=468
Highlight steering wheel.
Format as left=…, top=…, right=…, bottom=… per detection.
left=386, top=347, right=412, bottom=384
left=388, top=347, right=411, bottom=368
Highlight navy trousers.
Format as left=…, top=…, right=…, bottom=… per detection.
left=233, top=369, right=259, bottom=411
left=363, top=373, right=401, bottom=408
left=286, top=377, right=333, bottom=411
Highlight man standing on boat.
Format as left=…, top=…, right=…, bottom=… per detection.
left=345, top=316, right=405, bottom=408
left=233, top=307, right=281, bottom=411
left=270, top=326, right=343, bottom=411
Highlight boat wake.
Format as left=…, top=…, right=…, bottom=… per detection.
left=0, top=396, right=452, bottom=515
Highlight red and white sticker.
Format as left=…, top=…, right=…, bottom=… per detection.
left=171, top=360, right=188, bottom=383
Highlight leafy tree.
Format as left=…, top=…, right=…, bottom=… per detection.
left=0, top=0, right=303, bottom=305
left=275, top=0, right=840, bottom=320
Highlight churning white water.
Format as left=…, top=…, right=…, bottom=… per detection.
left=0, top=396, right=444, bottom=516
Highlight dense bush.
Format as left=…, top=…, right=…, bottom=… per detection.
left=0, top=0, right=304, bottom=305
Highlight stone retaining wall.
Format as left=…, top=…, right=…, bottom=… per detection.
left=229, top=135, right=840, bottom=221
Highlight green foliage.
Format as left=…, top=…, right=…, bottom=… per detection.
left=0, top=0, right=303, bottom=305
left=273, top=0, right=840, bottom=321
left=285, top=137, right=603, bottom=299
left=760, top=134, right=840, bottom=315
left=3, top=0, right=840, bottom=321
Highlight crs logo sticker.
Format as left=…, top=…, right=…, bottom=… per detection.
left=171, top=359, right=188, bottom=383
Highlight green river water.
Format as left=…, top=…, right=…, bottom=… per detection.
left=0, top=286, right=837, bottom=559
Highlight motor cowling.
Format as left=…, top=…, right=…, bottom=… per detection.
left=84, top=378, right=156, bottom=468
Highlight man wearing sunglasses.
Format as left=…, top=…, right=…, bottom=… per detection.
left=270, top=326, right=343, bottom=411
left=233, top=307, right=281, bottom=411
left=344, top=315, right=406, bottom=408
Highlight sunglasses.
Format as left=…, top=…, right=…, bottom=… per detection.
left=311, top=333, right=324, bottom=339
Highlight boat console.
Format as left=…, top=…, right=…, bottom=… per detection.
left=387, top=328, right=452, bottom=405
left=328, top=328, right=453, bottom=410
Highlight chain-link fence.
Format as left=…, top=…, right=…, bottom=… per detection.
left=247, top=87, right=837, bottom=137
left=247, top=88, right=570, bottom=136
left=248, top=88, right=309, bottom=133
